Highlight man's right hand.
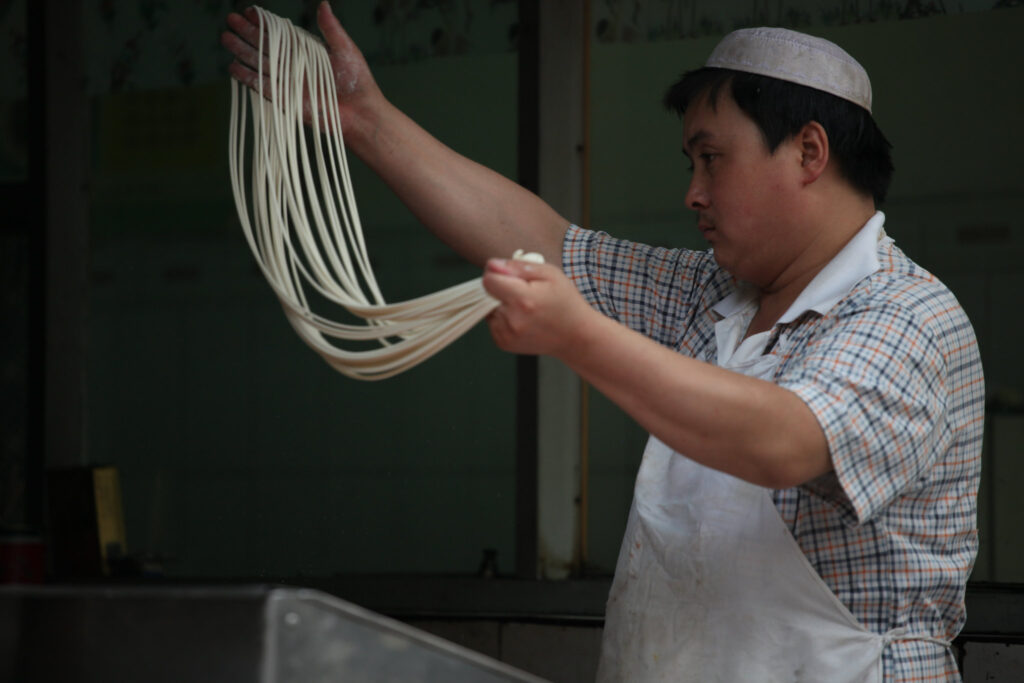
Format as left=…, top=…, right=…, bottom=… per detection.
left=221, top=2, right=384, bottom=136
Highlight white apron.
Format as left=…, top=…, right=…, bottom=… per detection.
left=595, top=305, right=949, bottom=683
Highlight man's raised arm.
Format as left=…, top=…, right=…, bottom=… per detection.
left=221, top=2, right=568, bottom=267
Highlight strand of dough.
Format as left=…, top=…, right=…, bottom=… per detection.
left=228, top=7, right=540, bottom=380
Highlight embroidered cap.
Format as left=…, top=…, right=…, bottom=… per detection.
left=705, top=27, right=872, bottom=113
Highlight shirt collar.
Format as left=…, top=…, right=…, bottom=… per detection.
left=712, top=211, right=886, bottom=322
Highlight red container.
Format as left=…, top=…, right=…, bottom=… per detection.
left=0, top=534, right=45, bottom=583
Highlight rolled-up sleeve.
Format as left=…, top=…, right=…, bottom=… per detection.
left=562, top=224, right=727, bottom=343
left=778, top=299, right=950, bottom=526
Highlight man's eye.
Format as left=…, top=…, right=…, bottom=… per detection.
left=701, top=153, right=717, bottom=163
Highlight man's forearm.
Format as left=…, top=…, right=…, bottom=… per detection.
left=345, top=98, right=569, bottom=267
left=563, top=309, right=832, bottom=488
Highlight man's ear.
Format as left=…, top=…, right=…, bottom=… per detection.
left=797, top=121, right=829, bottom=185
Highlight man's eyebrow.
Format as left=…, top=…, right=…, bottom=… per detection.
left=684, top=130, right=710, bottom=154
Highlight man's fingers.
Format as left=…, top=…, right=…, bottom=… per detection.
left=226, top=11, right=264, bottom=51
left=485, top=257, right=554, bottom=282
left=317, top=1, right=357, bottom=54
left=221, top=30, right=270, bottom=75
left=484, top=258, right=515, bottom=277
left=227, top=60, right=272, bottom=95
left=482, top=269, right=531, bottom=304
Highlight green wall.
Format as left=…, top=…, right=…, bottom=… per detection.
left=87, top=55, right=520, bottom=577
left=81, top=5, right=1024, bottom=580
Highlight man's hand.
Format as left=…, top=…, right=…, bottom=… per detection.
left=223, top=3, right=568, bottom=275
left=482, top=258, right=597, bottom=359
left=221, top=2, right=384, bottom=133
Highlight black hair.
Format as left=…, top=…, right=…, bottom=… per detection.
left=663, top=67, right=894, bottom=205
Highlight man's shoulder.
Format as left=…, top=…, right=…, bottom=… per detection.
left=830, top=239, right=979, bottom=357
left=852, top=239, right=963, bottom=315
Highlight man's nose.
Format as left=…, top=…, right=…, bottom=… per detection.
left=685, top=175, right=708, bottom=211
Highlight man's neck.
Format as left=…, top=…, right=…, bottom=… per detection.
left=747, top=196, right=876, bottom=338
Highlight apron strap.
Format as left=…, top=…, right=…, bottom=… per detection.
left=883, top=626, right=951, bottom=649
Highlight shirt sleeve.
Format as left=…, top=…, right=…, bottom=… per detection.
left=777, top=296, right=952, bottom=526
left=561, top=224, right=724, bottom=344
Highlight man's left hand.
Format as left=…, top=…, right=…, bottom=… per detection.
left=482, top=258, right=595, bottom=358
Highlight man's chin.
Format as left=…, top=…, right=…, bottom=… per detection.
left=710, top=250, right=742, bottom=279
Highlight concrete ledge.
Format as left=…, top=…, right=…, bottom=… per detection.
left=292, top=576, right=612, bottom=622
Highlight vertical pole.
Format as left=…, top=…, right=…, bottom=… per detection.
left=515, top=0, right=588, bottom=581
left=515, top=0, right=541, bottom=580
left=536, top=1, right=586, bottom=580
left=42, top=0, right=89, bottom=472
left=579, top=0, right=592, bottom=573
left=26, top=0, right=47, bottom=532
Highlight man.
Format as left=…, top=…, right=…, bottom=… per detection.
left=224, top=6, right=984, bottom=681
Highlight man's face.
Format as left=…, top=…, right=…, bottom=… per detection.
left=682, top=90, right=803, bottom=287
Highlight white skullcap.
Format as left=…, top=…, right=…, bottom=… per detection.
left=705, top=27, right=872, bottom=113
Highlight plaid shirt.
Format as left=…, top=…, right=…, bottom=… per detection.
left=564, top=218, right=985, bottom=682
